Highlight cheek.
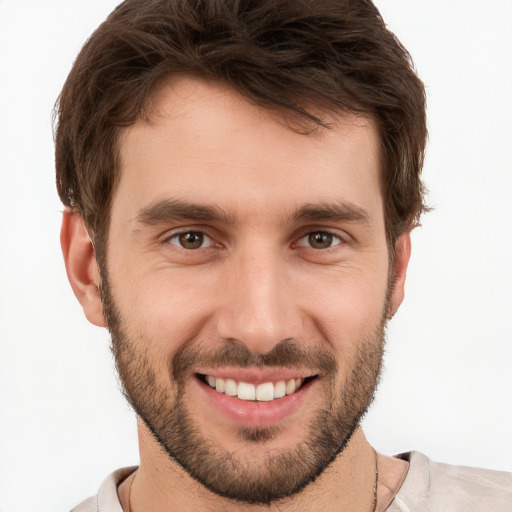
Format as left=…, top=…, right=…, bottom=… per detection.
left=108, top=240, right=390, bottom=361
left=112, top=267, right=220, bottom=354
left=296, top=263, right=389, bottom=349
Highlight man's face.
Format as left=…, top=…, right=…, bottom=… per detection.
left=103, top=77, right=396, bottom=504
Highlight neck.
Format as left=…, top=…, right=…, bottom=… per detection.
left=120, top=421, right=406, bottom=512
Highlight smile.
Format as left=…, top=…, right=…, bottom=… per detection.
left=199, top=374, right=314, bottom=402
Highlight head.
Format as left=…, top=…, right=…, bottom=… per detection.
left=56, top=0, right=427, bottom=263
left=57, top=0, right=427, bottom=505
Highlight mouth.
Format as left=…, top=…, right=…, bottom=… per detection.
left=193, top=368, right=320, bottom=428
left=197, top=373, right=317, bottom=402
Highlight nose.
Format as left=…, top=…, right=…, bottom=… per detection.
left=215, top=245, right=302, bottom=355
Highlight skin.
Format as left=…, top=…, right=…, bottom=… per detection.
left=61, top=76, right=410, bottom=511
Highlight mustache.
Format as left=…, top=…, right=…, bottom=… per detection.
left=171, top=338, right=337, bottom=382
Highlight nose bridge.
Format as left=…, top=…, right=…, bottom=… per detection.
left=216, top=242, right=298, bottom=354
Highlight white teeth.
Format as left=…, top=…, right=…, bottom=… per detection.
left=238, top=382, right=256, bottom=401
left=215, top=377, right=225, bottom=392
left=204, top=375, right=306, bottom=401
left=256, top=382, right=274, bottom=402
left=274, top=380, right=286, bottom=398
left=224, top=378, right=238, bottom=396
left=286, top=379, right=296, bottom=395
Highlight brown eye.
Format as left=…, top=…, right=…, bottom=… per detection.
left=169, top=231, right=211, bottom=250
left=308, top=232, right=333, bottom=249
left=296, top=231, right=341, bottom=249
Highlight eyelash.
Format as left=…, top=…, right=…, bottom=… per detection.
left=294, top=231, right=343, bottom=250
left=166, top=231, right=215, bottom=250
left=164, top=229, right=345, bottom=251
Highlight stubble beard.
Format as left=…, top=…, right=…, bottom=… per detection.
left=101, top=275, right=387, bottom=505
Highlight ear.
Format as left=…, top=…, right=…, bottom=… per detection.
left=388, top=232, right=412, bottom=319
left=60, top=210, right=107, bottom=327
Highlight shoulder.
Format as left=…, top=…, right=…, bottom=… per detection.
left=389, top=451, right=512, bottom=512
left=427, top=454, right=512, bottom=510
left=70, top=466, right=138, bottom=512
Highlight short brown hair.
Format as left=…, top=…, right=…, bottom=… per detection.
left=55, top=0, right=427, bottom=257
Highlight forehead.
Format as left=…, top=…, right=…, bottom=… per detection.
left=115, top=76, right=383, bottom=223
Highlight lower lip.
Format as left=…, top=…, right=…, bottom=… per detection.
left=194, top=376, right=315, bottom=429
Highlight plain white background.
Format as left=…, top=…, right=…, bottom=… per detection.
left=0, top=1, right=511, bottom=511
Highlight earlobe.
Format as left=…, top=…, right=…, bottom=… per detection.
left=61, top=210, right=107, bottom=327
left=388, top=233, right=412, bottom=318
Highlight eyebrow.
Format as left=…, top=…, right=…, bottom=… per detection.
left=133, top=198, right=371, bottom=227
left=292, top=202, right=371, bottom=225
left=133, top=199, right=237, bottom=225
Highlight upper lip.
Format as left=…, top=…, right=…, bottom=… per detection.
left=196, top=368, right=317, bottom=384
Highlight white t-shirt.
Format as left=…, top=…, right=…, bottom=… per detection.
left=70, top=451, right=512, bottom=511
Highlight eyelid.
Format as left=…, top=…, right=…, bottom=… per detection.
left=294, top=226, right=350, bottom=247
left=296, top=231, right=342, bottom=248
left=162, top=227, right=218, bottom=250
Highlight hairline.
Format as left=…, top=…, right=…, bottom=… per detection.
left=86, top=77, right=398, bottom=276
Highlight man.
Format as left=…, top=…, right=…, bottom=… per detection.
left=54, top=0, right=511, bottom=510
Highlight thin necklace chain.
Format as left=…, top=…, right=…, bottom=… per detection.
left=127, top=450, right=380, bottom=512
left=371, top=447, right=380, bottom=512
